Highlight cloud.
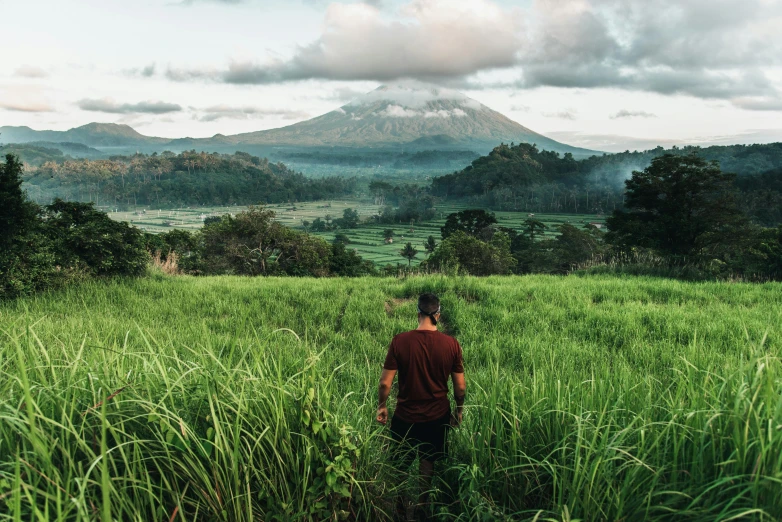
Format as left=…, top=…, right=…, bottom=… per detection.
left=543, top=110, right=578, bottom=120
left=197, top=105, right=310, bottom=121
left=162, top=0, right=782, bottom=108
left=611, top=109, right=657, bottom=119
left=14, top=66, right=48, bottom=78
left=0, top=86, right=54, bottom=112
left=731, top=96, right=782, bottom=111
left=78, top=98, right=183, bottom=114
left=0, top=100, right=54, bottom=112
left=167, top=0, right=523, bottom=84
left=381, top=104, right=419, bottom=117
left=515, top=0, right=782, bottom=106
left=378, top=103, right=470, bottom=118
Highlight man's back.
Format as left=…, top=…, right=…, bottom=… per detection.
left=383, top=329, right=464, bottom=423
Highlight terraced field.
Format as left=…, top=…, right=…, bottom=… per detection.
left=108, top=201, right=604, bottom=266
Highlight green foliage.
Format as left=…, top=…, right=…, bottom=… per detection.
left=22, top=150, right=357, bottom=207
left=424, top=235, right=437, bottom=254
left=424, top=231, right=516, bottom=275
left=338, top=208, right=360, bottom=229
left=200, top=207, right=332, bottom=277
left=329, top=243, right=376, bottom=277
left=441, top=209, right=498, bottom=240
left=332, top=233, right=351, bottom=245
left=523, top=218, right=547, bottom=241
left=0, top=156, right=65, bottom=298
left=399, top=242, right=418, bottom=267
left=43, top=199, right=149, bottom=277
left=606, top=154, right=747, bottom=258
left=431, top=142, right=782, bottom=225
left=0, top=154, right=38, bottom=251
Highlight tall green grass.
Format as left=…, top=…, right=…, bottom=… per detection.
left=1, top=274, right=781, bottom=520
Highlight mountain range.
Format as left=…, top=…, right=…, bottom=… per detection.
left=0, top=84, right=596, bottom=157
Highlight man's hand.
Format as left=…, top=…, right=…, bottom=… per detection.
left=450, top=411, right=463, bottom=427
left=376, top=406, right=389, bottom=425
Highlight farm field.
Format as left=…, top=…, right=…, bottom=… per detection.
left=1, top=275, right=781, bottom=520
left=107, top=201, right=604, bottom=266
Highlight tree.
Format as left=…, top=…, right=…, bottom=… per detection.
left=383, top=229, right=395, bottom=241
left=441, top=209, right=498, bottom=239
left=0, top=154, right=38, bottom=252
left=0, top=154, right=56, bottom=299
left=424, top=235, right=437, bottom=255
left=43, top=199, right=149, bottom=277
left=606, top=154, right=748, bottom=258
left=333, top=233, right=351, bottom=245
left=400, top=242, right=418, bottom=267
left=311, top=218, right=327, bottom=232
left=200, top=206, right=330, bottom=277
left=523, top=218, right=547, bottom=241
left=330, top=243, right=376, bottom=276
left=424, top=231, right=516, bottom=275
left=340, top=208, right=360, bottom=229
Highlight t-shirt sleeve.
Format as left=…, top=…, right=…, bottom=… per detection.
left=383, top=338, right=398, bottom=370
left=451, top=339, right=464, bottom=373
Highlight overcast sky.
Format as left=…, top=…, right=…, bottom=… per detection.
left=2, top=0, right=782, bottom=152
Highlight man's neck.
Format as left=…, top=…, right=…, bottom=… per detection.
left=416, top=321, right=438, bottom=332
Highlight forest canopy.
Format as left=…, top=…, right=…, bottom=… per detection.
left=20, top=150, right=357, bottom=208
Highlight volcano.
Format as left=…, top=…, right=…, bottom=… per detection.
left=228, top=83, right=595, bottom=156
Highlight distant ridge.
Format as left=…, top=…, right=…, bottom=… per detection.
left=0, top=123, right=167, bottom=147
left=1, top=83, right=597, bottom=156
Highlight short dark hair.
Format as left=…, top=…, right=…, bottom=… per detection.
left=417, top=293, right=440, bottom=316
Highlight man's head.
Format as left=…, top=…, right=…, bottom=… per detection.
left=417, top=293, right=441, bottom=326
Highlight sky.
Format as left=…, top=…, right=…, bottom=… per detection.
left=2, top=0, right=782, bottom=152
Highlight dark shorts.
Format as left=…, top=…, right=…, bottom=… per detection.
left=390, top=412, right=451, bottom=463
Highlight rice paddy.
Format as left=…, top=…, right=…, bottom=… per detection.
left=107, top=201, right=605, bottom=266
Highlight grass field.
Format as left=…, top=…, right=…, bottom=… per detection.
left=108, top=201, right=604, bottom=266
left=1, top=274, right=781, bottom=520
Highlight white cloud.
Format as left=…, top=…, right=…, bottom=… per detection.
left=168, top=0, right=523, bottom=84
left=611, top=109, right=657, bottom=119
left=78, top=98, right=183, bottom=114
left=14, top=66, right=48, bottom=78
left=197, top=105, right=310, bottom=121
left=0, top=86, right=54, bottom=112
left=381, top=104, right=419, bottom=117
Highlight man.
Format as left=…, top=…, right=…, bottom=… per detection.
left=376, top=293, right=466, bottom=521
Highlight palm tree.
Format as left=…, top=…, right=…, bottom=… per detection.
left=400, top=242, right=418, bottom=267
left=424, top=235, right=437, bottom=255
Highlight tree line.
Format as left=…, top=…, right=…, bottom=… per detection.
left=20, top=150, right=356, bottom=208
left=430, top=142, right=782, bottom=225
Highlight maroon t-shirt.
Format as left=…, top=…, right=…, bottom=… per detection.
left=383, top=329, right=464, bottom=423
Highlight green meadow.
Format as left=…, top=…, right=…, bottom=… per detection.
left=1, top=274, right=781, bottom=520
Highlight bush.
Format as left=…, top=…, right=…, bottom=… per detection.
left=43, top=199, right=149, bottom=277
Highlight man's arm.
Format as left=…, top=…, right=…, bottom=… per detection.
left=376, top=368, right=396, bottom=425
left=451, top=372, right=466, bottom=426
